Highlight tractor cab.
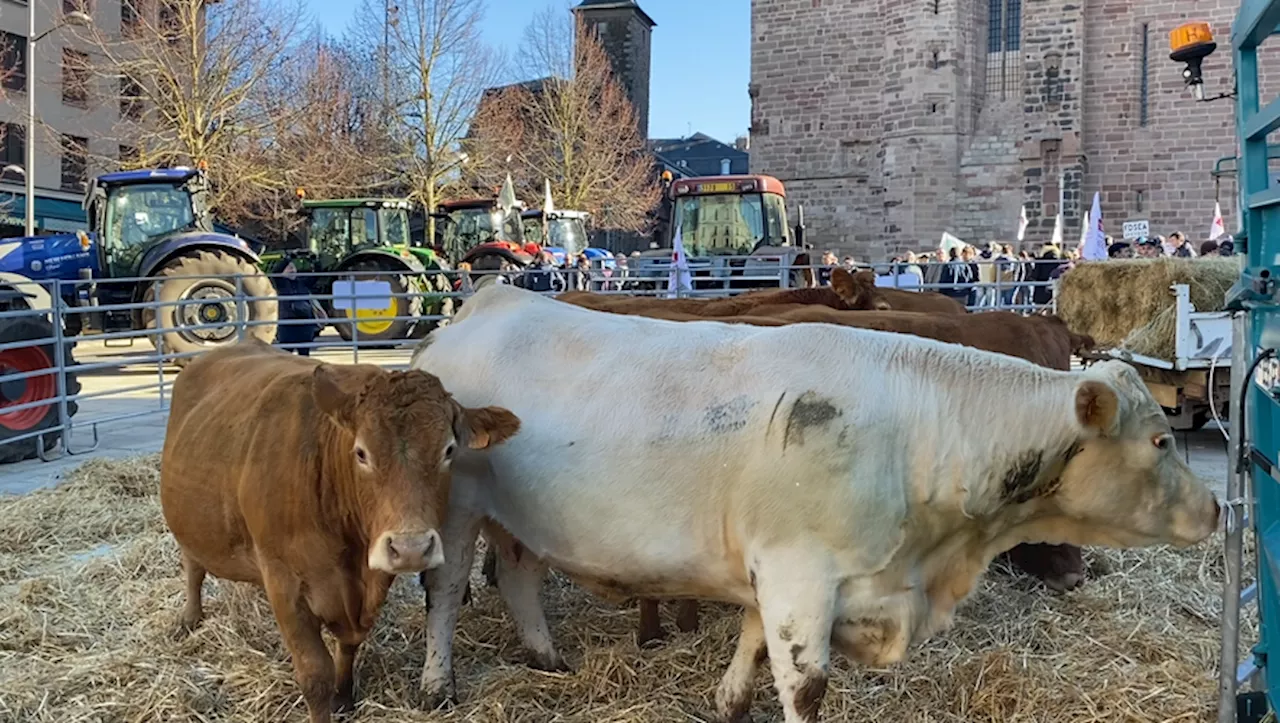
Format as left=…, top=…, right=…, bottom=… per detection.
left=84, top=167, right=222, bottom=281
left=433, top=177, right=538, bottom=272
left=292, top=197, right=424, bottom=271
left=522, top=208, right=593, bottom=260
left=634, top=173, right=806, bottom=288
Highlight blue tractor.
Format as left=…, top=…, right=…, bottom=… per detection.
left=75, top=167, right=277, bottom=357
left=0, top=167, right=276, bottom=461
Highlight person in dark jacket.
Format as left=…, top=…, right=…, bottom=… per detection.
left=271, top=258, right=322, bottom=355
left=1030, top=246, right=1063, bottom=306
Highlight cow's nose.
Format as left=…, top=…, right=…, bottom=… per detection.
left=385, top=530, right=444, bottom=571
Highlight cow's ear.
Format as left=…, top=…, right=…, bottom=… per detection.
left=1074, top=380, right=1120, bottom=435
left=313, top=364, right=360, bottom=430
left=456, top=405, right=521, bottom=450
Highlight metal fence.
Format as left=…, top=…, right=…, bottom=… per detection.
left=0, top=258, right=1066, bottom=465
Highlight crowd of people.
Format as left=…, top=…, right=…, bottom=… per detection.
left=848, top=229, right=1236, bottom=309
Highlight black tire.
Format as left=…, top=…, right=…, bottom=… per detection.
left=409, top=268, right=456, bottom=338
left=146, top=250, right=278, bottom=367
left=333, top=260, right=422, bottom=343
left=0, top=316, right=80, bottom=463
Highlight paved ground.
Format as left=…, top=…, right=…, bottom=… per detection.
left=0, top=333, right=1235, bottom=499
left=0, top=332, right=418, bottom=496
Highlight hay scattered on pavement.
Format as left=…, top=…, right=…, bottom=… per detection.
left=1056, top=257, right=1242, bottom=357
left=0, top=455, right=1252, bottom=722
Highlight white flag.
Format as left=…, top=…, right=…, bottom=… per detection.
left=1050, top=213, right=1063, bottom=247
left=1016, top=205, right=1029, bottom=242
left=543, top=179, right=555, bottom=215
left=1210, top=201, right=1226, bottom=240
left=1081, top=192, right=1108, bottom=260
left=1077, top=209, right=1090, bottom=252
left=667, top=226, right=692, bottom=298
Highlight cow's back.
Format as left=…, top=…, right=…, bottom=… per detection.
left=876, top=287, right=968, bottom=314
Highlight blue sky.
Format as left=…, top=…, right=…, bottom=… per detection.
left=306, top=0, right=750, bottom=144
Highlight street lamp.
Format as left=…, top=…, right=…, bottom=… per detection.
left=24, top=9, right=93, bottom=237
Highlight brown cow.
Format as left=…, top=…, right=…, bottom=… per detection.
left=547, top=302, right=1095, bottom=645
left=558, top=267, right=967, bottom=317
left=160, top=340, right=520, bottom=723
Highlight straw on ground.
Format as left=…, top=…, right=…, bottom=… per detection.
left=0, top=455, right=1252, bottom=722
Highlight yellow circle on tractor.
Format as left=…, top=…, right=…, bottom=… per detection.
left=348, top=305, right=395, bottom=336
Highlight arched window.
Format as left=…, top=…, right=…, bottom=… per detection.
left=986, top=0, right=1022, bottom=101
left=720, top=158, right=732, bottom=175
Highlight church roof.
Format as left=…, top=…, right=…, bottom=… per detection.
left=573, top=0, right=656, bottom=28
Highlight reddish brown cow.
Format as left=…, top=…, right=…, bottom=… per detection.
left=160, top=340, right=520, bottom=723
left=558, top=267, right=967, bottom=317
left=548, top=302, right=1096, bottom=645
left=556, top=268, right=885, bottom=314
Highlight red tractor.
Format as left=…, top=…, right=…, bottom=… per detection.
left=432, top=176, right=542, bottom=274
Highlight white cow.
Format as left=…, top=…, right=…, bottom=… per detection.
left=412, top=284, right=1220, bottom=723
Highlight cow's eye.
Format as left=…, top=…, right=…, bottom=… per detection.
left=444, top=443, right=455, bottom=461
left=354, top=445, right=370, bottom=465
left=1153, top=434, right=1172, bottom=451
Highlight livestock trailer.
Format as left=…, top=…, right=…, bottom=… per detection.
left=1183, top=4, right=1280, bottom=722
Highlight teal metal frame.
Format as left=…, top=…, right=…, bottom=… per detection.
left=1224, top=0, right=1280, bottom=720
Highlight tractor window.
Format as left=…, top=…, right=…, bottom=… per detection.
left=352, top=208, right=377, bottom=249
left=762, top=193, right=789, bottom=245
left=442, top=208, right=497, bottom=260
left=103, top=183, right=196, bottom=272
left=548, top=218, right=587, bottom=254
left=309, top=207, right=350, bottom=261
left=381, top=208, right=410, bottom=246
left=674, top=193, right=763, bottom=255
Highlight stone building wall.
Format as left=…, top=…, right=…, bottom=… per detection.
left=750, top=0, right=1252, bottom=260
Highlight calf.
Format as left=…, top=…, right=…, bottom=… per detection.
left=414, top=285, right=1219, bottom=722
left=160, top=340, right=519, bottom=723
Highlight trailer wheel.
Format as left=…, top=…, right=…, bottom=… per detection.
left=146, top=250, right=278, bottom=366
left=0, top=316, right=80, bottom=463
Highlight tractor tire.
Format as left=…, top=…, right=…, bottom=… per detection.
left=334, top=260, right=421, bottom=343
left=409, top=268, right=456, bottom=338
left=146, top=250, right=278, bottom=367
left=0, top=316, right=80, bottom=463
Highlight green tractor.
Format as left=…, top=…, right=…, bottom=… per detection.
left=260, top=196, right=453, bottom=342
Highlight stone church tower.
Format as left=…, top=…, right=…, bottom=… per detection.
left=749, top=0, right=1245, bottom=260
left=574, top=0, right=657, bottom=139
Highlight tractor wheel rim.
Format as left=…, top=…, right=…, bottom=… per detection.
left=0, top=346, right=55, bottom=431
left=348, top=305, right=396, bottom=336
left=177, top=281, right=239, bottom=343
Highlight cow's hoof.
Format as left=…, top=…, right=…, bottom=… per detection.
left=173, top=613, right=201, bottom=639
left=332, top=691, right=356, bottom=714
left=714, top=691, right=753, bottom=723
left=420, top=686, right=457, bottom=711
left=528, top=651, right=570, bottom=673
left=1042, top=571, right=1085, bottom=593
left=636, top=628, right=668, bottom=649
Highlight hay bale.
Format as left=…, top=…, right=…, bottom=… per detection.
left=0, top=455, right=1252, bottom=722
left=1056, top=257, right=1241, bottom=358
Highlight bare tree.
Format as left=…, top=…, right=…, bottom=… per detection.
left=78, top=0, right=306, bottom=224
left=0, top=35, right=19, bottom=218
left=350, top=0, right=503, bottom=237
left=467, top=6, right=659, bottom=231
left=249, top=31, right=397, bottom=240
